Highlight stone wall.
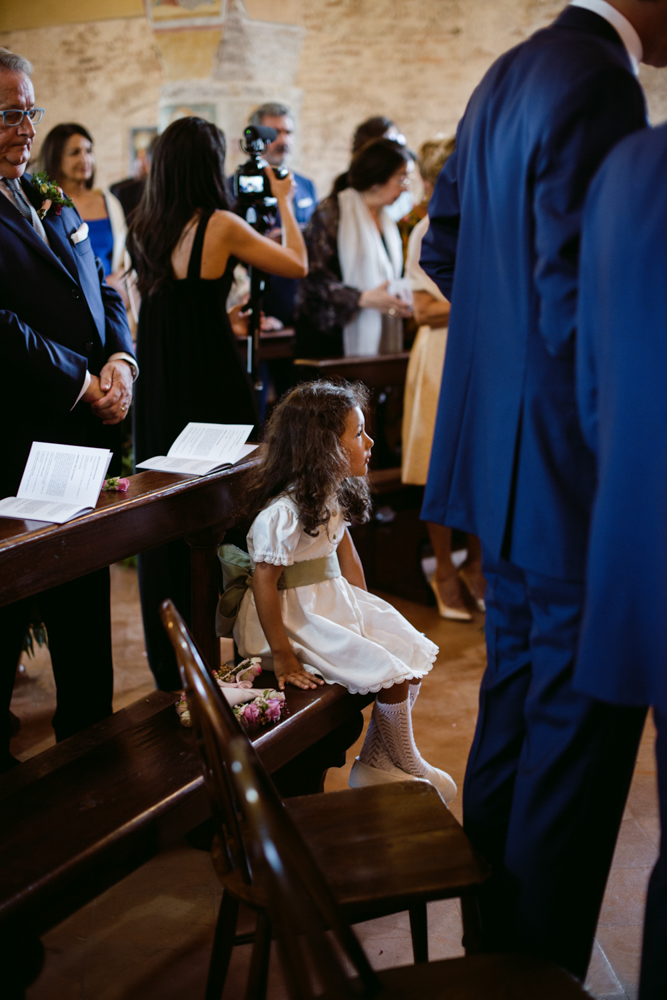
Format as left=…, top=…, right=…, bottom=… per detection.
left=0, top=16, right=162, bottom=188
left=2, top=0, right=667, bottom=195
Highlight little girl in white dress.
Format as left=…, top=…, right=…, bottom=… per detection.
left=230, top=379, right=456, bottom=803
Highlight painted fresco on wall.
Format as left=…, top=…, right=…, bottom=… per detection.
left=150, top=0, right=226, bottom=21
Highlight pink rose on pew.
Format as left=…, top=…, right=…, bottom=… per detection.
left=232, top=690, right=286, bottom=728
left=266, top=699, right=282, bottom=722
left=101, top=477, right=130, bottom=493
left=243, top=702, right=261, bottom=725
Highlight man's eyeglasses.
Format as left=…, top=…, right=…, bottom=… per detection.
left=0, top=108, right=45, bottom=127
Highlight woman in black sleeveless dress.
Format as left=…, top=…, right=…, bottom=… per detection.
left=128, top=117, right=308, bottom=689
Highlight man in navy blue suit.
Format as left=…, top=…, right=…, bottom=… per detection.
left=0, top=48, right=137, bottom=769
left=576, top=120, right=667, bottom=1000
left=420, top=0, right=667, bottom=978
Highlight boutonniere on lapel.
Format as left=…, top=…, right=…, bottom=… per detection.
left=30, top=170, right=74, bottom=220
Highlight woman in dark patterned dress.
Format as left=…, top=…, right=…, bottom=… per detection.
left=295, top=138, right=413, bottom=358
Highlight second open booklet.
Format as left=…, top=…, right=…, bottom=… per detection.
left=136, top=423, right=257, bottom=476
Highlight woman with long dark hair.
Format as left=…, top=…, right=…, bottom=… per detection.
left=127, top=115, right=307, bottom=690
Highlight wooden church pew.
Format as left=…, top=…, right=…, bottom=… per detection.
left=0, top=458, right=371, bottom=995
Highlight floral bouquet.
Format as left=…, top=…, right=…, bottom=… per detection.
left=233, top=689, right=287, bottom=728
left=176, top=657, right=287, bottom=729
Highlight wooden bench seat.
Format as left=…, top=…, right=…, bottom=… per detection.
left=0, top=682, right=372, bottom=946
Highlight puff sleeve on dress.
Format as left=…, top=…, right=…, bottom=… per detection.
left=248, top=501, right=302, bottom=567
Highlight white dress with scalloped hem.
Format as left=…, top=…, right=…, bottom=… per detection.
left=233, top=495, right=438, bottom=695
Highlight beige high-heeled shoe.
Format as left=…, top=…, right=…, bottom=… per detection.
left=458, top=569, right=486, bottom=613
left=429, top=575, right=472, bottom=622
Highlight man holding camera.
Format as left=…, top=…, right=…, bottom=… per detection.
left=247, top=102, right=316, bottom=332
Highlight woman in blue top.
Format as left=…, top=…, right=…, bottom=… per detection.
left=40, top=123, right=127, bottom=282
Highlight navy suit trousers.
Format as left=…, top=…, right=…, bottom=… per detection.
left=640, top=706, right=667, bottom=1000
left=1, top=568, right=114, bottom=764
left=464, top=550, right=646, bottom=978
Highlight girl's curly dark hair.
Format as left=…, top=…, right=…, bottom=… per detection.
left=243, top=379, right=372, bottom=535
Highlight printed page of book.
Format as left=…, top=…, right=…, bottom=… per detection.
left=136, top=423, right=253, bottom=475
left=136, top=444, right=258, bottom=476
left=167, top=423, right=253, bottom=462
left=234, top=443, right=259, bottom=463
left=0, top=442, right=112, bottom=523
left=135, top=456, right=225, bottom=476
left=0, top=496, right=92, bottom=524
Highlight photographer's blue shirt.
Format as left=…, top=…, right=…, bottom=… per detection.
left=264, top=171, right=317, bottom=326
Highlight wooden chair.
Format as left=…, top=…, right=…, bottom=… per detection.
left=228, top=734, right=593, bottom=1000
left=160, top=600, right=491, bottom=1000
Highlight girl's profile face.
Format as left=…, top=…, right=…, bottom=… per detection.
left=340, top=406, right=373, bottom=477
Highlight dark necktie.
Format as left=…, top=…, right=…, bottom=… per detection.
left=3, top=177, right=36, bottom=226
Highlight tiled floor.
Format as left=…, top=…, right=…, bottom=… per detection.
left=10, top=565, right=658, bottom=999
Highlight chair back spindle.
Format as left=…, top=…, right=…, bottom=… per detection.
left=160, top=600, right=252, bottom=884
left=228, top=736, right=383, bottom=1000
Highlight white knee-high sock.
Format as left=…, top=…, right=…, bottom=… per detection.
left=358, top=702, right=395, bottom=771
left=358, top=682, right=423, bottom=773
left=373, top=697, right=427, bottom=778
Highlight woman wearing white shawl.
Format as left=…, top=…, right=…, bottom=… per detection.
left=295, top=138, right=413, bottom=358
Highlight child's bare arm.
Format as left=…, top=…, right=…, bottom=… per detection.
left=252, top=562, right=325, bottom=690
left=337, top=529, right=367, bottom=591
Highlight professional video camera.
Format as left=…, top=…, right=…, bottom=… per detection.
left=232, top=124, right=291, bottom=399
left=233, top=124, right=289, bottom=232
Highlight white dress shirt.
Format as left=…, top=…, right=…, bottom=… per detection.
left=570, top=0, right=643, bottom=75
left=0, top=177, right=138, bottom=407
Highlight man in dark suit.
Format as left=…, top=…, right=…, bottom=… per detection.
left=420, top=0, right=667, bottom=978
left=0, top=48, right=137, bottom=769
left=575, top=120, right=667, bottom=1000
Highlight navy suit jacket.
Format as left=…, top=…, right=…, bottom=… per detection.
left=263, top=171, right=317, bottom=326
left=575, top=123, right=667, bottom=708
left=420, top=6, right=646, bottom=581
left=0, top=172, right=135, bottom=497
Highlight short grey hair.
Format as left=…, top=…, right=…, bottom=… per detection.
left=249, top=102, right=292, bottom=126
left=0, top=47, right=32, bottom=76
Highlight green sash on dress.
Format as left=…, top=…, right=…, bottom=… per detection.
left=215, top=543, right=341, bottom=637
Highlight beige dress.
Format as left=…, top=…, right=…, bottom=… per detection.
left=401, top=215, right=449, bottom=486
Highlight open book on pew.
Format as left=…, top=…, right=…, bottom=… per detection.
left=0, top=442, right=112, bottom=524
left=136, top=422, right=257, bottom=476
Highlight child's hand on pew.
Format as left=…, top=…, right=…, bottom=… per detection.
left=273, top=650, right=325, bottom=691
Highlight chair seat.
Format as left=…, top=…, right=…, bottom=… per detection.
left=212, top=781, right=489, bottom=924
left=322, top=953, right=591, bottom=999
left=286, top=780, right=490, bottom=921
